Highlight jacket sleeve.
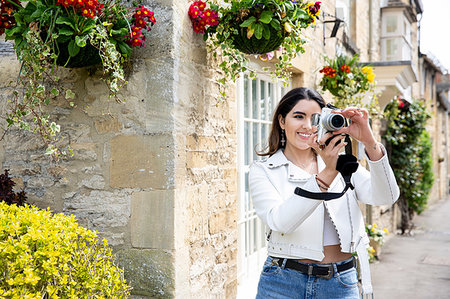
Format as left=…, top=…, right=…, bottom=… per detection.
left=249, top=162, right=323, bottom=234
left=352, top=143, right=400, bottom=206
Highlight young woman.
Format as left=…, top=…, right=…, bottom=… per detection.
left=249, top=88, right=399, bottom=299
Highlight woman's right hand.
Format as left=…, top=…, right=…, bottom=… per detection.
left=311, top=132, right=347, bottom=179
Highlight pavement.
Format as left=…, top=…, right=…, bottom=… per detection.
left=370, top=196, right=450, bottom=299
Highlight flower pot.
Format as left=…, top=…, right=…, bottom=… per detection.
left=369, top=238, right=381, bottom=257
left=231, top=25, right=284, bottom=55
left=56, top=41, right=102, bottom=68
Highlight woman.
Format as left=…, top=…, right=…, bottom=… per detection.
left=249, top=88, right=399, bottom=299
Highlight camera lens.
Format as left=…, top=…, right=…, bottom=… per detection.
left=330, top=114, right=345, bottom=129
left=323, top=113, right=345, bottom=131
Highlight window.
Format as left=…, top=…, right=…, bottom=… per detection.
left=236, top=74, right=288, bottom=298
left=381, top=11, right=412, bottom=61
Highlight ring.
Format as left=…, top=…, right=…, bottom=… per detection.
left=318, top=143, right=326, bottom=150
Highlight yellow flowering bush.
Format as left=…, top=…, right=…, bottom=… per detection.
left=0, top=202, right=131, bottom=298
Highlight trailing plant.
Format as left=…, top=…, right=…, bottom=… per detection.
left=188, top=0, right=321, bottom=99
left=0, top=169, right=27, bottom=206
left=383, top=97, right=434, bottom=234
left=0, top=0, right=156, bottom=157
left=319, top=54, right=380, bottom=116
left=0, top=202, right=131, bottom=297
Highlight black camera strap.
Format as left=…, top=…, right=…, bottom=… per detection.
left=294, top=135, right=359, bottom=201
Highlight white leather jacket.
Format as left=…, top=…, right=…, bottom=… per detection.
left=249, top=144, right=399, bottom=294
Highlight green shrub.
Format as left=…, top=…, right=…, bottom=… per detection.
left=384, top=98, right=434, bottom=233
left=0, top=202, right=131, bottom=298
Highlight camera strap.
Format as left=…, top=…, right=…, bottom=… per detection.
left=294, top=135, right=359, bottom=201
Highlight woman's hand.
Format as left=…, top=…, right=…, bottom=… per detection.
left=332, top=107, right=376, bottom=145
left=333, top=107, right=383, bottom=161
left=309, top=132, right=347, bottom=179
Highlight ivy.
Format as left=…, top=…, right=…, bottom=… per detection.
left=383, top=98, right=434, bottom=234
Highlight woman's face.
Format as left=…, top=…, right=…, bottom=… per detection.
left=279, top=99, right=322, bottom=151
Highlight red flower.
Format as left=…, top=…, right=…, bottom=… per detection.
left=193, top=1, right=206, bottom=11
left=189, top=6, right=201, bottom=19
left=148, top=15, right=156, bottom=25
left=135, top=17, right=147, bottom=28
left=131, top=37, right=142, bottom=47
left=397, top=97, right=405, bottom=109
left=81, top=8, right=91, bottom=18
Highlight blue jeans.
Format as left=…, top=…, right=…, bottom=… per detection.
left=256, top=256, right=360, bottom=299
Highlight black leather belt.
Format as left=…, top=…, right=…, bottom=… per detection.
left=270, top=256, right=356, bottom=280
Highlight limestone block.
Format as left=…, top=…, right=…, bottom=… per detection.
left=5, top=164, right=41, bottom=176
left=0, top=56, right=19, bottom=88
left=95, top=117, right=122, bottom=134
left=130, top=190, right=174, bottom=249
left=208, top=209, right=236, bottom=235
left=186, top=151, right=208, bottom=169
left=63, top=190, right=130, bottom=229
left=70, top=143, right=98, bottom=161
left=115, top=248, right=174, bottom=298
left=27, top=176, right=55, bottom=188
left=110, top=135, right=173, bottom=189
left=79, top=175, right=105, bottom=190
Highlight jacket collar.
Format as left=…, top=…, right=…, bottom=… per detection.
left=265, top=149, right=326, bottom=181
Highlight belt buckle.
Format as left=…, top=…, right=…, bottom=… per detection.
left=316, top=265, right=334, bottom=280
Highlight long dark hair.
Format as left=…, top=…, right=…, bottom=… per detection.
left=258, top=87, right=326, bottom=156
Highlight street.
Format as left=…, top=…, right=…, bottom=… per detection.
left=371, top=197, right=450, bottom=299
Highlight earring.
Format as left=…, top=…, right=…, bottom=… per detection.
left=281, top=129, right=286, bottom=147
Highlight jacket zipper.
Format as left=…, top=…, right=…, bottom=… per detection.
left=346, top=192, right=356, bottom=252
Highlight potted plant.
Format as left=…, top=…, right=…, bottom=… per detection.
left=365, top=223, right=388, bottom=258
left=188, top=0, right=321, bottom=98
left=0, top=0, right=156, bottom=157
left=319, top=54, right=379, bottom=114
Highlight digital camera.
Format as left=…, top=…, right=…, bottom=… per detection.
left=312, top=104, right=349, bottom=143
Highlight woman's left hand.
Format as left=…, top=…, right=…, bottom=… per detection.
left=332, top=107, right=376, bottom=146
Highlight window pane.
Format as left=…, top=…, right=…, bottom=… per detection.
left=253, top=123, right=259, bottom=161
left=252, top=79, right=258, bottom=119
left=261, top=124, right=268, bottom=150
left=260, top=80, right=266, bottom=120
left=244, top=75, right=249, bottom=118
left=386, top=15, right=397, bottom=33
left=244, top=121, right=250, bottom=165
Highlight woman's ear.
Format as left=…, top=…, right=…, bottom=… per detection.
left=278, top=114, right=285, bottom=129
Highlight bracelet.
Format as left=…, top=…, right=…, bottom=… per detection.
left=316, top=176, right=330, bottom=189
left=317, top=183, right=328, bottom=191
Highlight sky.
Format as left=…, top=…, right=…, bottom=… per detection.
left=420, top=0, right=450, bottom=73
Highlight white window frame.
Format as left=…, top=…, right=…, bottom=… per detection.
left=236, top=72, right=290, bottom=299
left=381, top=11, right=412, bottom=61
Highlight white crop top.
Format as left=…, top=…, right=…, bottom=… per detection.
left=323, top=208, right=340, bottom=246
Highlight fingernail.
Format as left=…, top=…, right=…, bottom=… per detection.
left=343, top=142, right=348, bottom=145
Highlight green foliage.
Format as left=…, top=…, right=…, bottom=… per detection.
left=202, top=0, right=320, bottom=99
left=1, top=0, right=154, bottom=158
left=0, top=202, right=131, bottom=298
left=384, top=98, right=434, bottom=232
left=319, top=54, right=380, bottom=116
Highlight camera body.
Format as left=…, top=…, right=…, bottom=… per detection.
left=313, top=105, right=348, bottom=143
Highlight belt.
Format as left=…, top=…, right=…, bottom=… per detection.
left=270, top=256, right=355, bottom=280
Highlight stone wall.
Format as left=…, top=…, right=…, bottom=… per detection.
left=0, top=0, right=237, bottom=297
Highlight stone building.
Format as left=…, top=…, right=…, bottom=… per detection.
left=0, top=0, right=446, bottom=298
left=419, top=54, right=450, bottom=205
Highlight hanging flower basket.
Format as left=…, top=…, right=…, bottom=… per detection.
left=231, top=25, right=284, bottom=55
left=55, top=42, right=102, bottom=68
left=0, top=0, right=156, bottom=156
left=188, top=0, right=321, bottom=98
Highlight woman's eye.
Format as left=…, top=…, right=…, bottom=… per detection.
left=294, top=115, right=304, bottom=119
